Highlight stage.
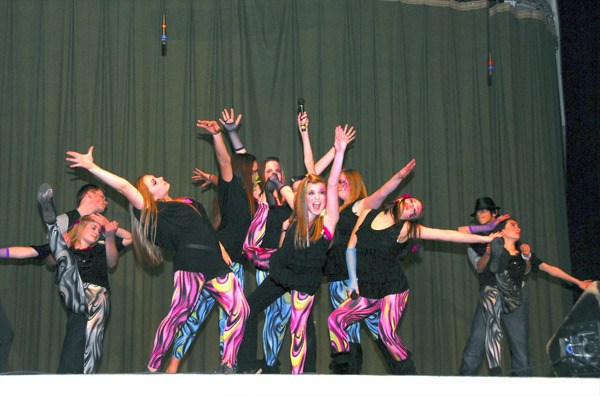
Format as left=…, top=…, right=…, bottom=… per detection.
left=0, top=373, right=598, bottom=396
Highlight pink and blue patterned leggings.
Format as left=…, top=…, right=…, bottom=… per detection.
left=328, top=290, right=410, bottom=361
left=147, top=270, right=248, bottom=370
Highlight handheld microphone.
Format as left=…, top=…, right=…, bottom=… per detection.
left=297, top=98, right=306, bottom=131
left=350, top=291, right=358, bottom=300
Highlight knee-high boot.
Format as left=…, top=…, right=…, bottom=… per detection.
left=391, top=350, right=417, bottom=375
left=329, top=351, right=352, bottom=374
left=348, top=342, right=363, bottom=374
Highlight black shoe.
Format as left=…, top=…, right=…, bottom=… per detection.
left=490, top=366, right=502, bottom=376
left=391, top=351, right=417, bottom=376
left=348, top=343, right=363, bottom=374
left=329, top=351, right=352, bottom=374
left=489, top=237, right=509, bottom=273
left=215, top=364, right=238, bottom=374
left=37, top=183, right=57, bottom=224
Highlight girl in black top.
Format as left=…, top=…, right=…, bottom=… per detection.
left=328, top=195, right=500, bottom=374
left=2, top=205, right=131, bottom=373
left=65, top=145, right=249, bottom=373
left=237, top=125, right=348, bottom=374
left=481, top=218, right=591, bottom=375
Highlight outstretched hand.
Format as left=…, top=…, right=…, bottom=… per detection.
left=397, top=159, right=416, bottom=179
left=196, top=120, right=221, bottom=135
left=334, top=125, right=350, bottom=153
left=66, top=146, right=96, bottom=170
left=218, top=108, right=242, bottom=132
left=191, top=168, right=213, bottom=188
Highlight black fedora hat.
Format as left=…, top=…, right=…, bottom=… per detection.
left=470, top=197, right=500, bottom=217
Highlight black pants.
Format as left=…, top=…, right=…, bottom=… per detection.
left=57, top=310, right=87, bottom=373
left=237, top=276, right=316, bottom=373
left=0, top=301, right=13, bottom=372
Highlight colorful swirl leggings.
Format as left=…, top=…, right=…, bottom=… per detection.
left=148, top=269, right=248, bottom=370
left=480, top=286, right=503, bottom=369
left=82, top=283, right=110, bottom=374
left=328, top=279, right=380, bottom=343
left=328, top=290, right=410, bottom=361
left=171, top=262, right=245, bottom=360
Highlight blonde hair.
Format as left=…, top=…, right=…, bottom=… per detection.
left=290, top=174, right=326, bottom=249
left=129, top=175, right=163, bottom=266
left=338, top=169, right=368, bottom=212
left=66, top=215, right=101, bottom=248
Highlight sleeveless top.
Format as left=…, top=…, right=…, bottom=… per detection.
left=269, top=221, right=331, bottom=295
left=355, top=209, right=412, bottom=299
left=324, top=204, right=358, bottom=282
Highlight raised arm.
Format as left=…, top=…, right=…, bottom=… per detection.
left=218, top=108, right=246, bottom=154
left=298, top=111, right=316, bottom=175
left=358, top=159, right=416, bottom=213
left=314, top=125, right=356, bottom=175
left=197, top=119, right=233, bottom=182
left=323, top=125, right=348, bottom=232
left=539, top=262, right=592, bottom=290
left=66, top=146, right=145, bottom=210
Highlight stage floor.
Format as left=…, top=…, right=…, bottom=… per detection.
left=0, top=373, right=598, bottom=396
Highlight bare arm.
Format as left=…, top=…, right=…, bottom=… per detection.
left=314, top=125, right=356, bottom=175
left=66, top=146, right=145, bottom=210
left=359, top=159, right=416, bottom=212
left=323, top=126, right=348, bottom=232
left=539, top=263, right=592, bottom=290
left=0, top=246, right=39, bottom=259
left=297, top=111, right=316, bottom=175
left=103, top=221, right=120, bottom=269
left=197, top=120, right=233, bottom=182
left=412, top=225, right=499, bottom=244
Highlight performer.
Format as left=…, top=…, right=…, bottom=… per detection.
left=3, top=184, right=131, bottom=373
left=237, top=124, right=348, bottom=374
left=328, top=195, right=501, bottom=374
left=65, top=145, right=249, bottom=373
left=324, top=160, right=415, bottom=373
left=481, top=217, right=591, bottom=375
left=167, top=109, right=256, bottom=373
left=457, top=197, right=532, bottom=376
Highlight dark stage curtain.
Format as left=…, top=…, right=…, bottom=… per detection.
left=0, top=0, right=569, bottom=376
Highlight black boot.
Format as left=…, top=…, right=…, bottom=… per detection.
left=261, top=359, right=281, bottom=374
left=391, top=351, right=417, bottom=375
left=489, top=366, right=502, bottom=376
left=348, top=343, right=363, bottom=374
left=489, top=237, right=510, bottom=273
left=375, top=338, right=399, bottom=374
left=37, top=183, right=57, bottom=224
left=329, top=351, right=352, bottom=374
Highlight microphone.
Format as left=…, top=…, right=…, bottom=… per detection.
left=350, top=291, right=358, bottom=300
left=297, top=98, right=306, bottom=131
left=161, top=14, right=167, bottom=56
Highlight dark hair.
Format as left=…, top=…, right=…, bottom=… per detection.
left=470, top=197, right=501, bottom=217
left=76, top=184, right=104, bottom=206
left=212, top=153, right=256, bottom=229
left=492, top=217, right=522, bottom=251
